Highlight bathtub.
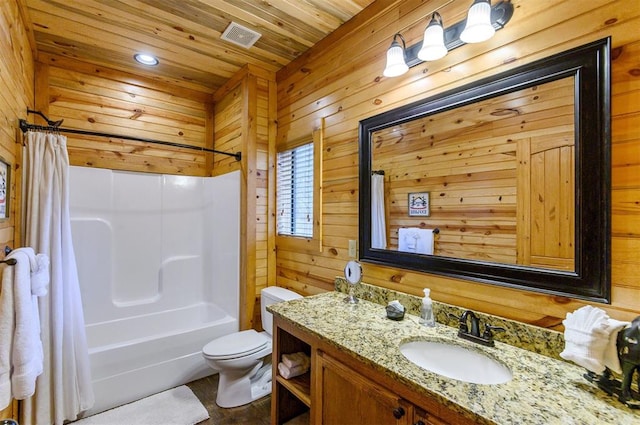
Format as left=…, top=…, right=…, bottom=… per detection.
left=69, top=167, right=241, bottom=416
left=85, top=302, right=237, bottom=416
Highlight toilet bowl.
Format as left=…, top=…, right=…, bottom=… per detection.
left=202, top=286, right=302, bottom=408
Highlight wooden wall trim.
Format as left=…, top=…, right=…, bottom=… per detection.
left=214, top=64, right=276, bottom=102
left=34, top=61, right=49, bottom=118
left=246, top=63, right=276, bottom=81
left=215, top=69, right=261, bottom=330
left=267, top=79, right=277, bottom=294
left=241, top=74, right=258, bottom=329
left=205, top=101, right=215, bottom=173
left=214, top=66, right=250, bottom=103
left=213, top=65, right=275, bottom=330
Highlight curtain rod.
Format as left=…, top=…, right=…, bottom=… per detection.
left=1, top=246, right=15, bottom=265
left=19, top=111, right=241, bottom=161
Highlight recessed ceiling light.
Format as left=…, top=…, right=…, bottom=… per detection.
left=134, top=53, right=159, bottom=66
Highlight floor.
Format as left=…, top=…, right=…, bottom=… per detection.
left=187, top=374, right=272, bottom=425
left=187, top=374, right=309, bottom=425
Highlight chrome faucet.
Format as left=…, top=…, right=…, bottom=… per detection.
left=451, top=310, right=505, bottom=347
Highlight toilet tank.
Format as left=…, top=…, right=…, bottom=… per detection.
left=261, top=286, right=302, bottom=335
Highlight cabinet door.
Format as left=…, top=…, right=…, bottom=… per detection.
left=316, top=352, right=411, bottom=425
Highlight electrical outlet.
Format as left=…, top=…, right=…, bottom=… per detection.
left=348, top=240, right=357, bottom=258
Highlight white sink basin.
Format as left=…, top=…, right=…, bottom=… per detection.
left=400, top=340, right=512, bottom=385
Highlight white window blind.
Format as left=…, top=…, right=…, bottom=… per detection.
left=277, top=143, right=314, bottom=237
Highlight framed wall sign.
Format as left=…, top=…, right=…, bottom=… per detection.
left=408, top=192, right=429, bottom=217
left=0, top=158, right=9, bottom=219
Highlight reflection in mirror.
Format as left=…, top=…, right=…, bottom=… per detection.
left=371, top=77, right=575, bottom=272
left=359, top=38, right=611, bottom=302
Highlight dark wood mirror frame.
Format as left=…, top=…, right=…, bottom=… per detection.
left=359, top=38, right=611, bottom=302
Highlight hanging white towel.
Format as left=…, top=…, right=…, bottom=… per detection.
left=398, top=228, right=434, bottom=255
left=371, top=173, right=387, bottom=249
left=0, top=264, right=16, bottom=409
left=0, top=248, right=50, bottom=408
left=398, top=228, right=417, bottom=252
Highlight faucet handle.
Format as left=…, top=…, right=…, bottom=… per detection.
left=482, top=324, right=506, bottom=341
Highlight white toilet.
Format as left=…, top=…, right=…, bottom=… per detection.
left=202, top=286, right=302, bottom=408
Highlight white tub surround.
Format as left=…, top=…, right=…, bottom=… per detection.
left=69, top=167, right=240, bottom=415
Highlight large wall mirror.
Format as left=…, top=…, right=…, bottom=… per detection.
left=359, top=38, right=611, bottom=302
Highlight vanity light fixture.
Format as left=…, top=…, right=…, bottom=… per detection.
left=382, top=0, right=513, bottom=77
left=460, top=0, right=495, bottom=43
left=134, top=53, right=159, bottom=66
left=383, top=34, right=409, bottom=77
left=417, top=12, right=448, bottom=61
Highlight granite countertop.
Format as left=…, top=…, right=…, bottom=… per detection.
left=269, top=291, right=640, bottom=425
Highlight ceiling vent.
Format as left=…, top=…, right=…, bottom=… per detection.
left=221, top=22, right=261, bottom=49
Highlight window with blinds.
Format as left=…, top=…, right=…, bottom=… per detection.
left=277, top=142, right=314, bottom=238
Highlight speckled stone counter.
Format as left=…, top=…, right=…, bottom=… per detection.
left=268, top=291, right=640, bottom=425
left=334, top=278, right=567, bottom=360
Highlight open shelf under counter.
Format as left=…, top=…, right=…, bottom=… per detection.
left=275, top=372, right=311, bottom=407
left=282, top=410, right=309, bottom=425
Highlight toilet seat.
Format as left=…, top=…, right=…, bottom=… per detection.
left=203, top=330, right=270, bottom=360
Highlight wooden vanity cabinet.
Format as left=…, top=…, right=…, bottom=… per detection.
left=272, top=316, right=473, bottom=425
left=316, top=352, right=413, bottom=424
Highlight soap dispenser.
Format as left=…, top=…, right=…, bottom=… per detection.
left=419, top=288, right=435, bottom=327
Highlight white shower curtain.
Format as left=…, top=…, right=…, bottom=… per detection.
left=371, top=173, right=387, bottom=249
left=20, top=131, right=94, bottom=425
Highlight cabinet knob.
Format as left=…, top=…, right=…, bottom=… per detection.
left=414, top=421, right=426, bottom=425
left=392, top=406, right=405, bottom=419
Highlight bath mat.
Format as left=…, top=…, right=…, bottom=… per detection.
left=74, top=385, right=209, bottom=425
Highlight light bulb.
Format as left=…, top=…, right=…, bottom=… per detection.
left=417, top=13, right=447, bottom=61
left=460, top=0, right=495, bottom=44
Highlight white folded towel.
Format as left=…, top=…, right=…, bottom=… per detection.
left=559, top=305, right=628, bottom=374
left=277, top=362, right=309, bottom=380
left=602, top=318, right=630, bottom=374
left=282, top=352, right=310, bottom=369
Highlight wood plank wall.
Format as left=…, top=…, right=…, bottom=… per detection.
left=0, top=0, right=34, bottom=419
left=213, top=65, right=277, bottom=329
left=275, top=0, right=640, bottom=325
left=36, top=54, right=213, bottom=176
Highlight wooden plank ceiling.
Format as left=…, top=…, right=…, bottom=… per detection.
left=23, top=0, right=376, bottom=93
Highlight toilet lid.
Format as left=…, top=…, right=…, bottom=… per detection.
left=203, top=329, right=270, bottom=359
